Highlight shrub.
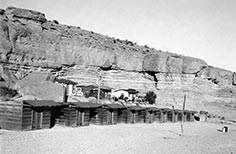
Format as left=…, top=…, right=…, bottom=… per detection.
left=0, top=86, right=18, bottom=100
left=145, top=91, right=156, bottom=104
left=53, top=20, right=59, bottom=24
left=119, top=93, right=125, bottom=100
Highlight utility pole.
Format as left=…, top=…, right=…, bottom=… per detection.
left=183, top=95, right=186, bottom=111
left=97, top=69, right=102, bottom=104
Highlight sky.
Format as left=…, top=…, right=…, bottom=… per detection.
left=1, top=0, right=236, bottom=71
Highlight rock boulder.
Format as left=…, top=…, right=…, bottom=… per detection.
left=143, top=52, right=207, bottom=74
left=182, top=56, right=207, bottom=74
left=5, top=7, right=46, bottom=23
left=15, top=72, right=64, bottom=101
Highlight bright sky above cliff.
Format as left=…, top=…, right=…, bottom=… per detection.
left=1, top=0, right=236, bottom=71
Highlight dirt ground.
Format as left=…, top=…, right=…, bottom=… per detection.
left=1, top=122, right=236, bottom=154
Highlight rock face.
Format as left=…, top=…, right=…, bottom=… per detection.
left=143, top=52, right=207, bottom=74
left=233, top=73, right=236, bottom=85
left=5, top=7, right=46, bottom=23
left=0, top=65, right=17, bottom=87
left=15, top=72, right=64, bottom=102
left=0, top=7, right=236, bottom=121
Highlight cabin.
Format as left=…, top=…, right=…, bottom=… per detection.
left=176, top=110, right=196, bottom=122
left=103, top=104, right=126, bottom=125
left=179, top=110, right=187, bottom=122
left=0, top=100, right=63, bottom=131
left=160, top=109, right=194, bottom=123
left=125, top=89, right=139, bottom=102
left=116, top=105, right=142, bottom=124
left=22, top=100, right=63, bottom=130
left=176, top=110, right=185, bottom=122
left=176, top=110, right=195, bottom=122
left=111, top=89, right=129, bottom=100
left=199, top=111, right=208, bottom=122
left=62, top=102, right=102, bottom=127
left=111, top=89, right=138, bottom=102
left=185, top=110, right=197, bottom=122
left=172, top=109, right=180, bottom=122
left=117, top=107, right=130, bottom=123
left=146, top=107, right=159, bottom=123
left=0, top=101, right=22, bottom=130
left=160, top=108, right=172, bottom=123
left=153, top=108, right=164, bottom=123
left=55, top=78, right=78, bottom=102
left=128, top=105, right=145, bottom=123
left=166, top=109, right=174, bottom=122
left=90, top=107, right=109, bottom=125
left=76, top=85, right=112, bottom=100
left=89, top=103, right=126, bottom=125
left=182, top=111, right=188, bottom=122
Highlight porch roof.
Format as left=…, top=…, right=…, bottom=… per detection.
left=104, top=104, right=126, bottom=109
left=23, top=100, right=61, bottom=107
left=55, top=78, right=77, bottom=85
left=146, top=107, right=160, bottom=111
left=128, top=105, right=145, bottom=111
left=70, top=102, right=102, bottom=108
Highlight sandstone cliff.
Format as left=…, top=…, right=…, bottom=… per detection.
left=0, top=7, right=236, bottom=121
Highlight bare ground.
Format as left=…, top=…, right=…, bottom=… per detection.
left=1, top=122, right=236, bottom=154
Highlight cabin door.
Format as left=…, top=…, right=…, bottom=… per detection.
left=32, top=110, right=43, bottom=129
left=79, top=111, right=85, bottom=126
left=76, top=110, right=81, bottom=126
left=107, top=111, right=112, bottom=124
left=110, top=111, right=114, bottom=124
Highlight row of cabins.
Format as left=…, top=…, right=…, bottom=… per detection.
left=0, top=100, right=200, bottom=131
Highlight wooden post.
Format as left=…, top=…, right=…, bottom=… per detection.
left=75, top=109, right=78, bottom=126
left=81, top=112, right=84, bottom=126
left=133, top=112, right=136, bottom=123
left=111, top=111, right=114, bottom=124
left=97, top=80, right=101, bottom=104
left=183, top=95, right=186, bottom=111
left=181, top=95, right=186, bottom=136
left=97, top=70, right=102, bottom=104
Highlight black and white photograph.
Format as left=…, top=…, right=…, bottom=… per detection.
left=0, top=0, right=236, bottom=153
